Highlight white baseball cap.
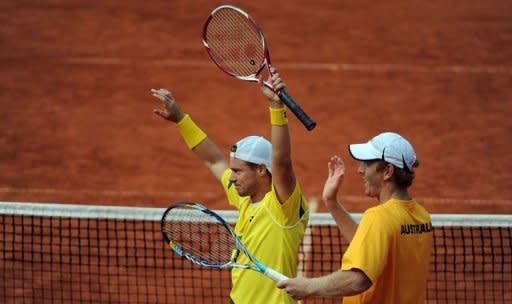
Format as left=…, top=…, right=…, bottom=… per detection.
left=348, top=132, right=417, bottom=171
left=230, top=136, right=272, bottom=173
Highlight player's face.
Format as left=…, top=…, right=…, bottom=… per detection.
left=358, top=160, right=384, bottom=198
left=229, top=158, right=260, bottom=197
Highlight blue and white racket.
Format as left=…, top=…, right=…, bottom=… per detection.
left=161, top=201, right=288, bottom=282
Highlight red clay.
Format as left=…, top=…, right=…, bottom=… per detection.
left=1, top=0, right=511, bottom=214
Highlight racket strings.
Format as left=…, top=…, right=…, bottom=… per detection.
left=162, top=208, right=236, bottom=265
left=205, top=8, right=265, bottom=77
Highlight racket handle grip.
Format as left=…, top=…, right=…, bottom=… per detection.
left=278, top=90, right=316, bottom=131
left=264, top=267, right=289, bottom=283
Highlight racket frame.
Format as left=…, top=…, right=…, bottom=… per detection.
left=202, top=5, right=272, bottom=89
left=161, top=201, right=288, bottom=282
left=202, top=4, right=317, bottom=131
left=161, top=202, right=237, bottom=269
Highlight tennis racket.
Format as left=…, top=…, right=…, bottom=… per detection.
left=202, top=4, right=317, bottom=131
left=161, top=201, right=288, bottom=282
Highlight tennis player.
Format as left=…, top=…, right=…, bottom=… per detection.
left=277, top=132, right=433, bottom=304
left=152, top=69, right=309, bottom=304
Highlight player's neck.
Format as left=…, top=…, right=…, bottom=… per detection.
left=251, top=192, right=266, bottom=203
left=250, top=179, right=272, bottom=203
left=378, top=184, right=411, bottom=203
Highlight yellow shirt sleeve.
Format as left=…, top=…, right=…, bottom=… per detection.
left=221, top=169, right=242, bottom=209
left=264, top=183, right=308, bottom=227
left=341, top=209, right=391, bottom=283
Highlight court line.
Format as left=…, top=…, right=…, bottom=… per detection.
left=0, top=187, right=218, bottom=198
left=62, top=57, right=512, bottom=74
left=1, top=186, right=510, bottom=205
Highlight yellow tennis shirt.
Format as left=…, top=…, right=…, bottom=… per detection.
left=221, top=169, right=309, bottom=304
left=341, top=198, right=433, bottom=304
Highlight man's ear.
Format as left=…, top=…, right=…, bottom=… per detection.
left=383, top=163, right=394, bottom=181
left=257, top=164, right=268, bottom=176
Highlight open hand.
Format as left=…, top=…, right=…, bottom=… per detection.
left=322, top=155, right=345, bottom=202
left=151, top=88, right=185, bottom=123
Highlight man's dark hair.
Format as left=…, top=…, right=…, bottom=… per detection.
left=246, top=161, right=272, bottom=177
left=375, top=160, right=419, bottom=188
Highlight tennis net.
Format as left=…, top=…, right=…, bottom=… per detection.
left=1, top=201, right=510, bottom=303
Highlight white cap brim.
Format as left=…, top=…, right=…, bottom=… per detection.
left=348, top=132, right=417, bottom=170
left=348, top=143, right=381, bottom=161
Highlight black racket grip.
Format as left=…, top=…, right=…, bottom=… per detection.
left=278, top=90, right=316, bottom=131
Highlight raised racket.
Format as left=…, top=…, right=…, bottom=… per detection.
left=161, top=201, right=288, bottom=282
left=202, top=4, right=316, bottom=131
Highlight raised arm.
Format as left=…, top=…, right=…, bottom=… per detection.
left=152, top=89, right=228, bottom=181
left=259, top=70, right=296, bottom=204
left=323, top=156, right=358, bottom=242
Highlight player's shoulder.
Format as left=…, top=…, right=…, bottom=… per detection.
left=361, top=204, right=393, bottom=223
left=269, top=181, right=305, bottom=203
left=363, top=204, right=383, bottom=215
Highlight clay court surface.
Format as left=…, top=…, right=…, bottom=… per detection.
left=1, top=0, right=512, bottom=214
